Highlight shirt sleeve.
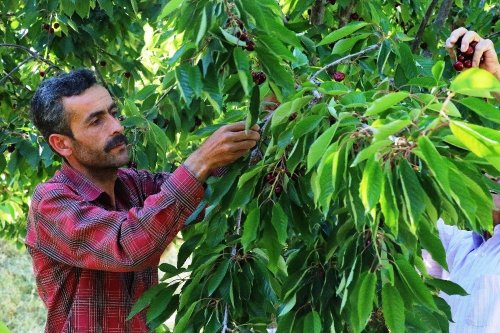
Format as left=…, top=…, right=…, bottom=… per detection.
left=27, top=165, right=204, bottom=272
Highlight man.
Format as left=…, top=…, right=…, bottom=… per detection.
left=422, top=28, right=500, bottom=332
left=26, top=69, right=260, bottom=332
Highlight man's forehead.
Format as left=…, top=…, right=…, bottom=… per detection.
left=62, top=85, right=113, bottom=117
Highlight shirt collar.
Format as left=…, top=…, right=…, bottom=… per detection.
left=472, top=224, right=500, bottom=248
left=59, top=162, right=106, bottom=202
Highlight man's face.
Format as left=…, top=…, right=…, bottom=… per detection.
left=62, top=85, right=129, bottom=170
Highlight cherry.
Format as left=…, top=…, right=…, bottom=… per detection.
left=53, top=23, right=60, bottom=29
left=100, top=60, right=107, bottom=66
left=124, top=72, right=131, bottom=78
left=470, top=41, right=478, bottom=48
left=252, top=71, right=266, bottom=85
left=42, top=24, right=50, bottom=31
left=420, top=42, right=428, bottom=50
left=7, top=144, right=15, bottom=153
left=39, top=70, right=45, bottom=77
left=464, top=46, right=474, bottom=56
left=350, top=13, right=359, bottom=20
left=288, top=112, right=297, bottom=121
left=265, top=173, right=275, bottom=185
left=194, top=117, right=202, bottom=126
left=49, top=27, right=55, bottom=34
left=245, top=40, right=255, bottom=51
left=457, top=54, right=465, bottom=62
left=453, top=61, right=464, bottom=71
left=332, top=71, right=345, bottom=82
left=274, top=184, right=283, bottom=195
left=328, top=0, right=336, bottom=4
left=463, top=59, right=472, bottom=68
left=236, top=31, right=248, bottom=42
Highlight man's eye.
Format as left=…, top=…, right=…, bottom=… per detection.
left=91, top=119, right=101, bottom=126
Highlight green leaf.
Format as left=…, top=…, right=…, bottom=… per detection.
left=74, top=0, right=90, bottom=18
left=450, top=121, right=500, bottom=171
left=365, top=92, right=409, bottom=116
left=417, top=221, right=448, bottom=270
left=292, top=115, right=324, bottom=139
left=207, top=259, right=230, bottom=296
left=127, top=283, right=166, bottom=320
left=173, top=300, right=200, bottom=333
left=398, top=43, right=417, bottom=79
left=317, top=21, right=369, bottom=46
left=377, top=39, right=391, bottom=75
left=175, top=64, right=194, bottom=106
left=278, top=294, right=296, bottom=317
left=303, top=311, right=322, bottom=333
left=354, top=272, right=377, bottom=332
left=146, top=285, right=177, bottom=323
left=195, top=7, right=207, bottom=45
left=241, top=202, right=260, bottom=251
left=246, top=86, right=260, bottom=130
left=380, top=173, right=400, bottom=236
left=0, top=321, right=11, bottom=333
left=130, top=0, right=138, bottom=15
left=331, top=34, right=371, bottom=55
left=148, top=121, right=169, bottom=154
left=382, top=284, right=405, bottom=333
left=373, top=119, right=411, bottom=141
left=158, top=0, right=184, bottom=20
left=351, top=140, right=392, bottom=167
left=431, top=61, right=445, bottom=83
left=450, top=68, right=500, bottom=98
left=219, top=27, right=247, bottom=46
left=395, top=257, right=437, bottom=310
left=458, top=97, right=500, bottom=124
left=360, top=157, right=383, bottom=213
left=417, top=136, right=450, bottom=193
left=271, top=96, right=313, bottom=129
left=238, top=165, right=265, bottom=189
left=233, top=47, right=251, bottom=96
left=426, top=102, right=462, bottom=118
left=97, top=0, right=113, bottom=18
left=272, top=203, right=288, bottom=246
left=399, top=159, right=426, bottom=225
left=307, top=123, right=339, bottom=171
left=426, top=278, right=468, bottom=296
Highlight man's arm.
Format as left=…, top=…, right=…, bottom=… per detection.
left=28, top=165, right=203, bottom=272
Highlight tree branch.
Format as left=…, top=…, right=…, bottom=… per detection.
left=0, top=56, right=34, bottom=85
left=0, top=43, right=60, bottom=70
left=411, top=0, right=440, bottom=52
left=433, top=0, right=453, bottom=33
left=309, top=44, right=380, bottom=82
left=310, top=0, right=325, bottom=26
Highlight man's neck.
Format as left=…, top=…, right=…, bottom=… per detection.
left=68, top=161, right=119, bottom=204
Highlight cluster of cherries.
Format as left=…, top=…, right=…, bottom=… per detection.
left=236, top=30, right=255, bottom=51
left=252, top=71, right=267, bottom=85
left=264, top=168, right=299, bottom=195
left=453, top=38, right=483, bottom=71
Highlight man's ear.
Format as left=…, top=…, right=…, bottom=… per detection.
left=48, top=134, right=73, bottom=158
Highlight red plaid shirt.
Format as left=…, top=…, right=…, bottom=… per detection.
left=26, top=163, right=205, bottom=332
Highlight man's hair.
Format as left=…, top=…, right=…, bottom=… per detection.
left=30, top=69, right=97, bottom=141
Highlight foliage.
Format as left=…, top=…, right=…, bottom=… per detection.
left=1, top=0, right=499, bottom=332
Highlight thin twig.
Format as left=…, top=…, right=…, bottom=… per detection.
left=0, top=43, right=60, bottom=70
left=438, top=91, right=454, bottom=121
left=309, top=44, right=380, bottom=82
left=0, top=56, right=34, bottom=85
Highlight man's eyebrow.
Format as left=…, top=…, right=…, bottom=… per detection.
left=84, top=103, right=118, bottom=123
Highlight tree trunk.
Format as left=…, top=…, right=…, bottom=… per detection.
left=433, top=0, right=454, bottom=32
left=310, top=0, right=325, bottom=26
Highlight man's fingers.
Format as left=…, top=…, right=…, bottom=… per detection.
left=446, top=27, right=468, bottom=49
left=222, top=121, right=260, bottom=132
left=461, top=31, right=480, bottom=53
left=472, top=39, right=494, bottom=67
left=226, top=130, right=260, bottom=142
left=228, top=140, right=258, bottom=152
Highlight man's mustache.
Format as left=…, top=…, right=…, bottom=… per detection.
left=104, top=134, right=129, bottom=153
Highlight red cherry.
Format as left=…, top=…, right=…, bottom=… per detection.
left=332, top=71, right=345, bottom=82
left=245, top=40, right=255, bottom=51
left=274, top=185, right=283, bottom=195
left=457, top=54, right=465, bottom=62
left=7, top=144, right=16, bottom=153
left=39, top=70, right=45, bottom=77
left=43, top=23, right=50, bottom=31
left=350, top=13, right=359, bottom=20
left=266, top=173, right=275, bottom=184
left=124, top=72, right=131, bottom=78
left=470, top=41, right=478, bottom=48
left=252, top=71, right=266, bottom=85
left=464, top=46, right=474, bottom=56
left=463, top=60, right=472, bottom=68
left=453, top=61, right=464, bottom=71
left=53, top=23, right=60, bottom=29
left=49, top=27, right=55, bottom=34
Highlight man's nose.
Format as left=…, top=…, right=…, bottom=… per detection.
left=110, top=114, right=124, bottom=134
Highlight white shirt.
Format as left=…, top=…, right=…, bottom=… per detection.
left=423, top=219, right=500, bottom=333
